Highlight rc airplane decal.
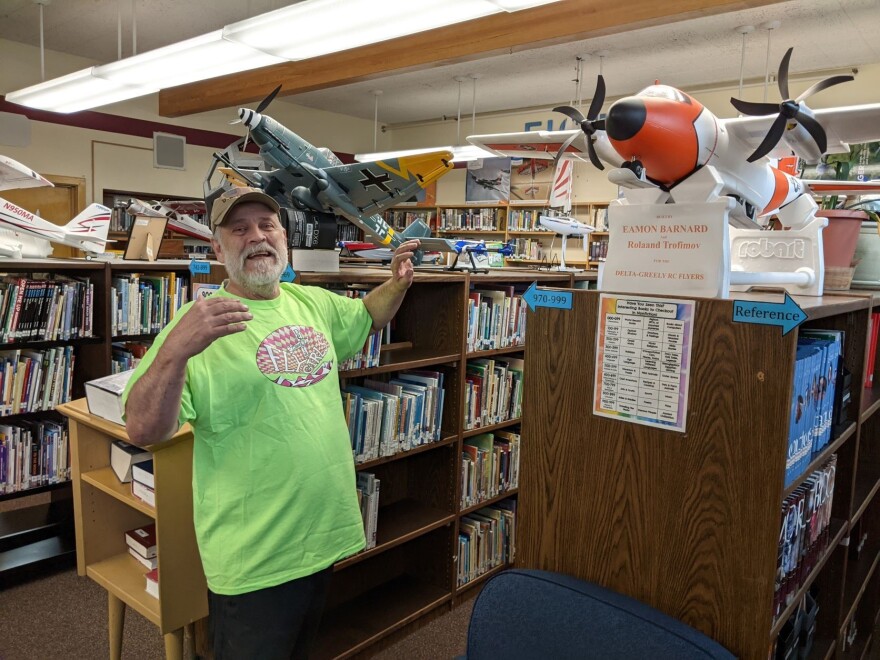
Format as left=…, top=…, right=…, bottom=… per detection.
left=0, top=155, right=111, bottom=259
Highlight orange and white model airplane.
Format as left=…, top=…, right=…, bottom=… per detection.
left=0, top=155, right=111, bottom=259
left=469, top=49, right=880, bottom=296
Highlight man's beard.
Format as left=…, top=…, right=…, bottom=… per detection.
left=223, top=240, right=288, bottom=296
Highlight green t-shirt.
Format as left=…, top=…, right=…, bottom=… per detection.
left=123, top=282, right=373, bottom=595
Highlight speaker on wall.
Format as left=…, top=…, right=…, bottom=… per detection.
left=153, top=132, right=186, bottom=170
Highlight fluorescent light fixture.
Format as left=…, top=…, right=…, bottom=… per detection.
left=94, top=31, right=285, bottom=89
left=5, top=67, right=155, bottom=113
left=356, top=144, right=497, bottom=163
left=224, top=0, right=561, bottom=60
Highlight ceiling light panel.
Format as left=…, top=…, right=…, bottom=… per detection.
left=4, top=68, right=155, bottom=113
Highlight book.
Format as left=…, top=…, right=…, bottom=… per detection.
left=131, top=479, right=156, bottom=507
left=145, top=567, right=159, bottom=599
left=129, top=546, right=158, bottom=570
left=85, top=369, right=135, bottom=425
left=109, top=439, right=151, bottom=483
left=132, top=460, right=154, bottom=489
left=125, top=522, right=157, bottom=558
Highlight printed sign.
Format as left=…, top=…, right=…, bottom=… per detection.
left=732, top=293, right=807, bottom=335
left=189, top=259, right=210, bottom=275
left=522, top=281, right=572, bottom=311
left=593, top=294, right=695, bottom=433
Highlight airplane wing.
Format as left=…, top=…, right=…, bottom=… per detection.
left=725, top=103, right=880, bottom=156
left=0, top=155, right=53, bottom=192
left=467, top=130, right=589, bottom=160
left=801, top=179, right=880, bottom=195
left=326, top=151, right=453, bottom=215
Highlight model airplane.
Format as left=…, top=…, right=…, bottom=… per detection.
left=127, top=199, right=213, bottom=241
left=469, top=48, right=880, bottom=296
left=538, top=214, right=595, bottom=272
left=0, top=155, right=111, bottom=259
left=205, top=87, right=455, bottom=257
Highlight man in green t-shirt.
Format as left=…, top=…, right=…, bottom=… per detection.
left=123, top=186, right=419, bottom=659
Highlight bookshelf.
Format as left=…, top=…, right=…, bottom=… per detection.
left=58, top=398, right=203, bottom=660
left=519, top=289, right=880, bottom=659
left=0, top=259, right=107, bottom=584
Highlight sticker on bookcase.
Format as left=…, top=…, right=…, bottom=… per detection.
left=189, top=259, right=210, bottom=275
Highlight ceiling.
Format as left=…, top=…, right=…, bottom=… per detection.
left=1, top=0, right=879, bottom=125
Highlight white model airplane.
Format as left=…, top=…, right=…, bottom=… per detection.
left=0, top=155, right=111, bottom=259
left=469, top=48, right=880, bottom=296
left=538, top=214, right=595, bottom=272
left=127, top=198, right=213, bottom=241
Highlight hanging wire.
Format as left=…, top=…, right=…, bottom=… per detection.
left=38, top=2, right=45, bottom=81
left=471, top=75, right=478, bottom=136
left=372, top=91, right=382, bottom=151
left=117, top=0, right=122, bottom=60
left=456, top=77, right=463, bottom=145
left=132, top=0, right=137, bottom=56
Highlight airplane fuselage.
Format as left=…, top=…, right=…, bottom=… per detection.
left=0, top=197, right=111, bottom=255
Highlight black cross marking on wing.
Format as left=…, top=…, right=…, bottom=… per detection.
left=358, top=169, right=393, bottom=193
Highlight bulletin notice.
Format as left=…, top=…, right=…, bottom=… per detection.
left=593, top=294, right=695, bottom=433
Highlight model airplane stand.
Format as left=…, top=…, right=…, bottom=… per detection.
left=599, top=166, right=825, bottom=298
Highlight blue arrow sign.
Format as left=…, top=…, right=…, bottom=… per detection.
left=189, top=259, right=210, bottom=275
left=280, top=264, right=296, bottom=283
left=732, top=292, right=807, bottom=335
left=522, top=281, right=573, bottom=312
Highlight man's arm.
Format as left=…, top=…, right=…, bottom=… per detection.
left=125, top=296, right=252, bottom=446
left=363, top=240, right=418, bottom=331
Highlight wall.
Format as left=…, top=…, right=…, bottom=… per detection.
left=0, top=39, right=377, bottom=205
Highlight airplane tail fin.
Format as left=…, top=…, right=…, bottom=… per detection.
left=549, top=159, right=573, bottom=212
left=63, top=203, right=112, bottom=253
left=400, top=219, right=432, bottom=242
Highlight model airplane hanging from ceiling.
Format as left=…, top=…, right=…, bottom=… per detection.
left=468, top=48, right=880, bottom=229
left=205, top=86, right=462, bottom=256
left=0, top=155, right=111, bottom=259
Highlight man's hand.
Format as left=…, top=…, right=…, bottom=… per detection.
left=390, top=240, right=419, bottom=294
left=166, top=296, right=252, bottom=359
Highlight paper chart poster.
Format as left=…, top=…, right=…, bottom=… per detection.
left=593, top=293, right=695, bottom=433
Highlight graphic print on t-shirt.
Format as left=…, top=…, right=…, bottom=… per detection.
left=255, top=325, right=332, bottom=387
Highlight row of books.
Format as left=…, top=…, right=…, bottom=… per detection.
left=0, top=275, right=94, bottom=342
left=124, top=522, right=159, bottom=599
left=384, top=210, right=434, bottom=230
left=111, top=341, right=149, bottom=374
left=588, top=237, right=608, bottom=261
left=461, top=431, right=520, bottom=509
left=775, top=589, right=819, bottom=660
left=465, top=358, right=523, bottom=431
left=439, top=208, right=502, bottom=232
left=774, top=455, right=837, bottom=621
left=330, top=288, right=384, bottom=371
left=110, top=272, right=189, bottom=337
left=509, top=238, right=546, bottom=262
left=467, top=287, right=527, bottom=353
left=356, top=471, right=380, bottom=550
left=786, top=330, right=843, bottom=488
left=507, top=209, right=551, bottom=231
left=457, top=499, right=516, bottom=587
left=0, top=346, right=75, bottom=415
left=343, top=370, right=446, bottom=463
left=0, top=419, right=69, bottom=494
left=865, top=311, right=880, bottom=388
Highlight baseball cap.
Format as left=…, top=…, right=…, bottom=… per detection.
left=209, top=186, right=281, bottom=230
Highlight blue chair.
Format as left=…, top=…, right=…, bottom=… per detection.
left=464, top=569, right=737, bottom=659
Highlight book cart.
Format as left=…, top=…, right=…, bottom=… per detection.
left=519, top=288, right=880, bottom=659
left=0, top=259, right=108, bottom=583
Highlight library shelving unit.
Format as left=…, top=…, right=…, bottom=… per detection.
left=0, top=259, right=107, bottom=584
left=519, top=288, right=880, bottom=659
left=58, top=398, right=203, bottom=660
left=292, top=266, right=574, bottom=658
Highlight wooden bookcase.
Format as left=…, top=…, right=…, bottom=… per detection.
left=58, top=398, right=204, bottom=660
left=0, top=259, right=108, bottom=584
left=519, top=289, right=880, bottom=659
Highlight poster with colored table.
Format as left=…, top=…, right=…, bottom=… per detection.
left=593, top=293, right=695, bottom=432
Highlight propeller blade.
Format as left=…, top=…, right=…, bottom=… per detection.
left=228, top=118, right=242, bottom=125
left=747, top=113, right=788, bottom=162
left=777, top=47, right=793, bottom=100
left=553, top=105, right=587, bottom=125
left=553, top=132, right=580, bottom=164
left=795, top=74, right=855, bottom=103
left=730, top=98, right=779, bottom=116
left=255, top=84, right=282, bottom=114
left=795, top=111, right=828, bottom=154
left=586, top=74, right=606, bottom=121
left=587, top=137, right=604, bottom=170
left=242, top=130, right=251, bottom=154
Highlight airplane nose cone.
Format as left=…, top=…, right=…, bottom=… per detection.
left=239, top=109, right=262, bottom=129
left=605, top=98, right=647, bottom=142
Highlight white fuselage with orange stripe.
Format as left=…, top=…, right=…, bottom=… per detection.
left=604, top=85, right=805, bottom=227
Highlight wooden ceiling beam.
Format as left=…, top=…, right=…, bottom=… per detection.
left=158, top=0, right=784, bottom=117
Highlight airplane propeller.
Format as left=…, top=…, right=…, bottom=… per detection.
left=730, top=47, right=853, bottom=162
left=552, top=75, right=607, bottom=170
left=230, top=85, right=283, bottom=151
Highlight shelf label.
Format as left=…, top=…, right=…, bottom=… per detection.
left=732, top=293, right=807, bottom=335
left=280, top=264, right=296, bottom=283
left=523, top=281, right=572, bottom=311
left=189, top=259, right=211, bottom=275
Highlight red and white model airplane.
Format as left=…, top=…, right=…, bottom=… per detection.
left=0, top=155, right=112, bottom=259
left=469, top=48, right=880, bottom=296
left=127, top=198, right=213, bottom=241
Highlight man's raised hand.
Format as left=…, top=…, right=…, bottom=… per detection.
left=167, top=296, right=252, bottom=359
